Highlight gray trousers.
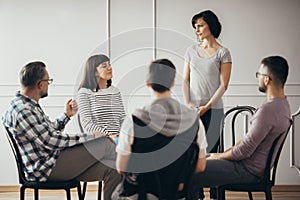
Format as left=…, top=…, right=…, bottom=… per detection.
left=192, top=159, right=260, bottom=191
left=48, top=137, right=121, bottom=200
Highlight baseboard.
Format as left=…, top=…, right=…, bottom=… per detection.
left=272, top=185, right=300, bottom=192
left=0, top=185, right=299, bottom=193
left=0, top=183, right=99, bottom=193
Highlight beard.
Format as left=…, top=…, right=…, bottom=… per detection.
left=258, top=84, right=266, bottom=93
left=40, top=91, right=48, bottom=98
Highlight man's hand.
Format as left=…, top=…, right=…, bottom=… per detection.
left=207, top=150, right=235, bottom=161
left=207, top=153, right=220, bottom=160
left=65, top=99, right=78, bottom=118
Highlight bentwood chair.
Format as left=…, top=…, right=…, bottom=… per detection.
left=4, top=126, right=83, bottom=200
left=217, top=106, right=293, bottom=200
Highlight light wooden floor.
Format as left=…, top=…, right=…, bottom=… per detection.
left=0, top=185, right=299, bottom=200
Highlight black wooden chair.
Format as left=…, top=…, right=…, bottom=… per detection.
left=4, top=126, right=83, bottom=200
left=118, top=115, right=200, bottom=200
left=77, top=114, right=102, bottom=200
left=217, top=106, right=293, bottom=200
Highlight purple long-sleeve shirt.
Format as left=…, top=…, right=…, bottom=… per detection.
left=232, top=98, right=291, bottom=177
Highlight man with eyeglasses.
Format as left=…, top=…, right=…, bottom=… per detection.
left=2, top=61, right=120, bottom=200
left=192, top=55, right=291, bottom=198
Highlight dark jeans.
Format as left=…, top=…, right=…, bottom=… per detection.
left=199, top=108, right=224, bottom=199
left=192, top=159, right=260, bottom=199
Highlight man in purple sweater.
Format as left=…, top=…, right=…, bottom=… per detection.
left=193, top=55, right=291, bottom=199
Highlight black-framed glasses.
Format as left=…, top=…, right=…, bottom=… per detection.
left=40, top=78, right=53, bottom=85
left=255, top=72, right=272, bottom=80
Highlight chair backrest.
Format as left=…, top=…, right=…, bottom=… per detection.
left=127, top=115, right=199, bottom=199
left=4, top=126, right=28, bottom=184
left=219, top=105, right=292, bottom=185
left=264, top=119, right=293, bottom=186
left=219, top=105, right=256, bottom=152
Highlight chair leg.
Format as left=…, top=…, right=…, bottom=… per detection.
left=265, top=189, right=272, bottom=200
left=66, top=189, right=71, bottom=200
left=82, top=182, right=87, bottom=200
left=98, top=181, right=102, bottom=200
left=217, top=188, right=225, bottom=200
left=77, top=184, right=83, bottom=200
left=34, top=188, right=39, bottom=200
left=20, top=186, right=26, bottom=200
left=248, top=192, right=253, bottom=200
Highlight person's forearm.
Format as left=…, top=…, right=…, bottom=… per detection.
left=116, top=154, right=130, bottom=174
left=206, top=84, right=226, bottom=108
left=216, top=150, right=234, bottom=160
left=183, top=79, right=191, bottom=105
left=195, top=157, right=206, bottom=173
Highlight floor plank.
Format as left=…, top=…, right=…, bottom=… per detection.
left=0, top=185, right=299, bottom=200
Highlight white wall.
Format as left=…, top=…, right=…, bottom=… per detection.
left=0, top=0, right=299, bottom=185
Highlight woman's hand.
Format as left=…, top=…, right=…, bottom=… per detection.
left=187, top=102, right=197, bottom=109
left=197, top=105, right=210, bottom=116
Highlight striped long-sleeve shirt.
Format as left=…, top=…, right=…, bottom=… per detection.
left=2, top=92, right=95, bottom=181
left=77, top=86, right=126, bottom=136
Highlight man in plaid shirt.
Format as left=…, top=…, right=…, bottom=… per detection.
left=2, top=61, right=120, bottom=200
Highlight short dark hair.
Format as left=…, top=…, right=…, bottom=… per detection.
left=192, top=10, right=222, bottom=38
left=79, top=54, right=112, bottom=91
left=20, top=61, right=46, bottom=89
left=148, top=59, right=176, bottom=92
left=261, top=56, right=289, bottom=88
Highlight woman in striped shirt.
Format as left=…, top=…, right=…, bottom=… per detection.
left=77, top=54, right=126, bottom=139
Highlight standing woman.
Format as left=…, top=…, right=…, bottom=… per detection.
left=183, top=10, right=232, bottom=200
left=77, top=54, right=126, bottom=139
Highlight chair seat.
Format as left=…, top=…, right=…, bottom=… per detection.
left=23, top=180, right=80, bottom=190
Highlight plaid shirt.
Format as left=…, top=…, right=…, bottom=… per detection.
left=2, top=92, right=95, bottom=181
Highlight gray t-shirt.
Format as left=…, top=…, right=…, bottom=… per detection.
left=232, top=98, right=291, bottom=177
left=184, top=45, right=232, bottom=108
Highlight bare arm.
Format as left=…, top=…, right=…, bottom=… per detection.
left=183, top=61, right=196, bottom=108
left=195, top=156, right=207, bottom=173
left=208, top=139, right=242, bottom=161
left=116, top=154, right=130, bottom=174
left=208, top=149, right=235, bottom=160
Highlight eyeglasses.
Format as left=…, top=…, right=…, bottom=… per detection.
left=40, top=78, right=53, bottom=85
left=255, top=72, right=272, bottom=80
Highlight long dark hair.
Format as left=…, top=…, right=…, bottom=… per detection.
left=79, top=54, right=112, bottom=91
